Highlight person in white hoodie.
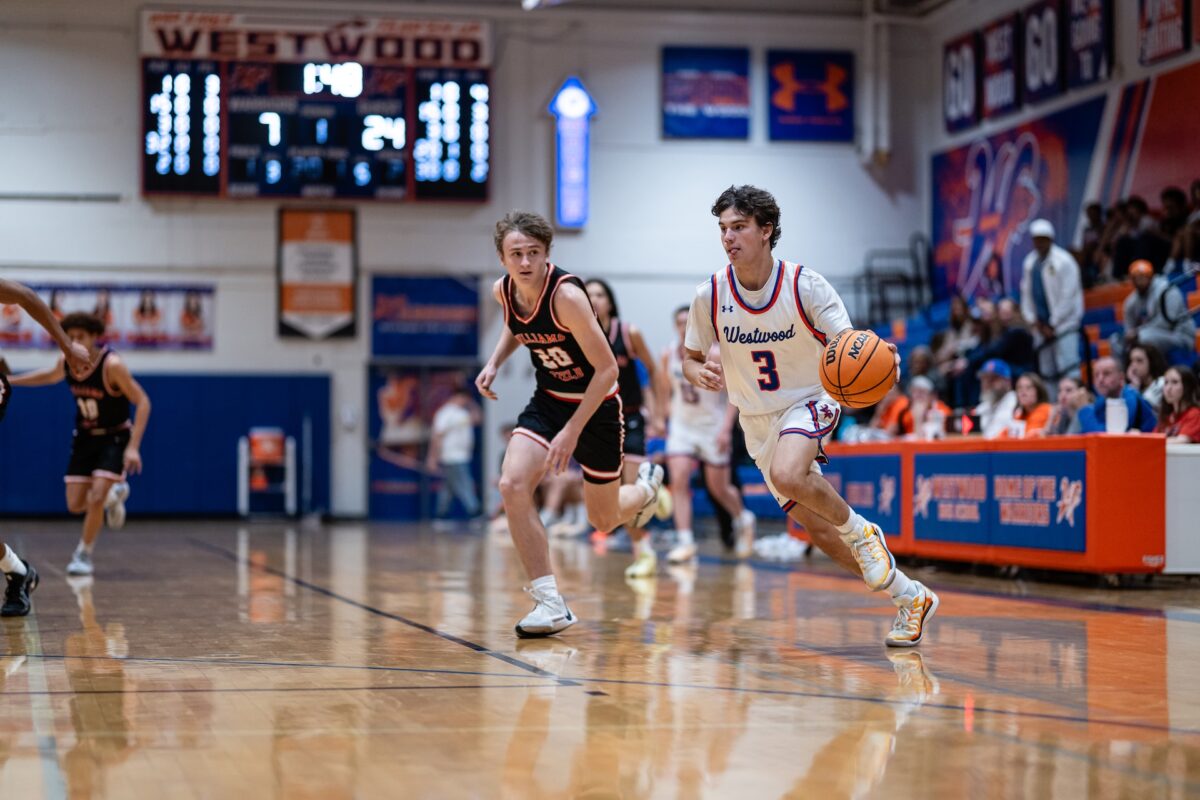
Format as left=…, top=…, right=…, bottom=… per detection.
left=1020, top=219, right=1084, bottom=383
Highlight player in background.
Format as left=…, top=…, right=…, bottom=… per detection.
left=583, top=279, right=668, bottom=579
left=659, top=305, right=756, bottom=563
left=683, top=185, right=938, bottom=646
left=477, top=212, right=664, bottom=637
left=11, top=313, right=151, bottom=577
left=0, top=280, right=91, bottom=615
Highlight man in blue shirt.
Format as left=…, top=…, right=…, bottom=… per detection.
left=1078, top=356, right=1157, bottom=433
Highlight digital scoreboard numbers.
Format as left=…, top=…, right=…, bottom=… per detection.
left=139, top=11, right=490, bottom=202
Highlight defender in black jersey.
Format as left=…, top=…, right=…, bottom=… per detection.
left=478, top=211, right=664, bottom=638
left=583, top=279, right=667, bottom=580
left=11, top=313, right=151, bottom=577
left=0, top=280, right=92, bottom=616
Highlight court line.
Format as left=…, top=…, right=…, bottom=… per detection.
left=24, top=652, right=536, bottom=681
left=0, top=682, right=554, bottom=697
left=188, top=538, right=581, bottom=687
left=695, top=552, right=1200, bottom=622
left=12, top=574, right=68, bottom=800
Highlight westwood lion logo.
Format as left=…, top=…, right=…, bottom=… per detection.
left=913, top=476, right=933, bottom=519
left=878, top=475, right=896, bottom=516
left=1056, top=478, right=1083, bottom=527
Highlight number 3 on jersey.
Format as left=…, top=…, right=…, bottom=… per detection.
left=751, top=350, right=780, bottom=392
left=534, top=346, right=574, bottom=370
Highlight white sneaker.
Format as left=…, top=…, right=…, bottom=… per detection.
left=631, top=462, right=665, bottom=527
left=839, top=521, right=896, bottom=591
left=105, top=481, right=130, bottom=530
left=514, top=586, right=577, bottom=638
left=734, top=509, right=757, bottom=559
left=624, top=549, right=657, bottom=578
left=66, top=550, right=94, bottom=576
left=885, top=582, right=939, bottom=648
left=666, top=541, right=697, bottom=563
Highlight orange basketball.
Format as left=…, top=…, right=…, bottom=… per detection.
left=819, top=329, right=896, bottom=408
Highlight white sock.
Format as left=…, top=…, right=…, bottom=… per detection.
left=888, top=570, right=917, bottom=599
left=0, top=545, right=27, bottom=576
left=676, top=528, right=694, bottom=546
left=530, top=574, right=558, bottom=596
left=76, top=540, right=94, bottom=556
left=738, top=509, right=755, bottom=525
left=836, top=510, right=862, bottom=536
left=634, top=537, right=654, bottom=558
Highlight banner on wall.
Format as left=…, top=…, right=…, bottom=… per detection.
left=1065, top=0, right=1113, bottom=90
left=278, top=209, right=357, bottom=340
left=661, top=46, right=750, bottom=139
left=943, top=31, right=981, bottom=132
left=930, top=94, right=1105, bottom=300
left=371, top=276, right=478, bottom=359
left=982, top=13, right=1022, bottom=118
left=766, top=50, right=854, bottom=142
left=368, top=365, right=479, bottom=520
left=821, top=454, right=902, bottom=536
left=0, top=284, right=214, bottom=350
left=1138, top=0, right=1191, bottom=65
left=1022, top=0, right=1066, bottom=105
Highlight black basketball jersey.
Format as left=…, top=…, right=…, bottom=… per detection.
left=503, top=265, right=597, bottom=395
left=607, top=319, right=644, bottom=413
left=67, top=349, right=131, bottom=432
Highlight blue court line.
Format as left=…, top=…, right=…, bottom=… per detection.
left=694, top=552, right=1200, bottom=622
left=0, top=683, right=553, bottom=697
left=188, top=538, right=580, bottom=687
left=23, top=653, right=535, bottom=681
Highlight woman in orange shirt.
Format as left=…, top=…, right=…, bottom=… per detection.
left=1001, top=372, right=1053, bottom=438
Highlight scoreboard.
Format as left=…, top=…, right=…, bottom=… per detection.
left=140, top=10, right=490, bottom=201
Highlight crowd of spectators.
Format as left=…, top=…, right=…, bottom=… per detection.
left=842, top=182, right=1200, bottom=446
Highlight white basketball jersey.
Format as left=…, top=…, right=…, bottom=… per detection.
left=684, top=260, right=852, bottom=416
left=667, top=340, right=727, bottom=431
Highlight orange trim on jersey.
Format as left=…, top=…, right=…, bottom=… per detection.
left=508, top=265, right=555, bottom=325
left=726, top=260, right=784, bottom=314
left=792, top=263, right=828, bottom=346
left=547, top=274, right=579, bottom=333
left=500, top=278, right=512, bottom=326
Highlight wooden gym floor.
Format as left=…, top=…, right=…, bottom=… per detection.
left=0, top=519, right=1197, bottom=798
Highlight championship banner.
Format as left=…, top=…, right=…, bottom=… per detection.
left=277, top=209, right=357, bottom=340
left=982, top=13, right=1021, bottom=119
left=1139, top=0, right=1191, bottom=65
left=1022, top=0, right=1066, bottom=105
left=371, top=276, right=478, bottom=358
left=1065, top=0, right=1112, bottom=90
left=943, top=31, right=981, bottom=133
left=0, top=284, right=214, bottom=351
left=766, top=50, right=854, bottom=142
left=930, top=94, right=1105, bottom=300
left=661, top=46, right=750, bottom=139
left=821, top=454, right=902, bottom=536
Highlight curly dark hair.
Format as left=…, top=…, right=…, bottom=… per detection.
left=60, top=312, right=105, bottom=337
left=493, top=211, right=554, bottom=254
left=711, top=185, right=782, bottom=249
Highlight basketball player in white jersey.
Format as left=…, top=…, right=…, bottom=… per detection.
left=659, top=305, right=756, bottom=562
left=683, top=186, right=938, bottom=646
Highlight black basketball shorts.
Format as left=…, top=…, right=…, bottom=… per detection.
left=622, top=409, right=646, bottom=458
left=514, top=390, right=624, bottom=484
left=65, top=429, right=130, bottom=483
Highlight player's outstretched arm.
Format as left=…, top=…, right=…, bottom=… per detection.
left=546, top=282, right=619, bottom=474
left=107, top=355, right=151, bottom=475
left=476, top=279, right=520, bottom=401
left=8, top=359, right=66, bottom=388
left=0, top=279, right=90, bottom=372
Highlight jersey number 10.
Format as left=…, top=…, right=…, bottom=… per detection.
left=77, top=398, right=100, bottom=421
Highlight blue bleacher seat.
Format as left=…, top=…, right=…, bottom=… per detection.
left=1083, top=306, right=1117, bottom=326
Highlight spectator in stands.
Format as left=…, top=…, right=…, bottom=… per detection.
left=974, top=359, right=1018, bottom=439
left=1020, top=219, right=1084, bottom=384
left=899, top=375, right=951, bottom=440
left=932, top=294, right=978, bottom=377
left=979, top=253, right=1007, bottom=301
left=1156, top=366, right=1200, bottom=443
left=1116, top=259, right=1196, bottom=358
left=948, top=299, right=1035, bottom=409
left=904, top=345, right=946, bottom=399
left=1161, top=187, right=1190, bottom=240
left=1079, top=202, right=1106, bottom=288
left=1046, top=376, right=1091, bottom=436
left=1126, top=341, right=1168, bottom=410
left=1114, top=196, right=1170, bottom=276
left=1000, top=372, right=1053, bottom=438
left=1078, top=356, right=1157, bottom=433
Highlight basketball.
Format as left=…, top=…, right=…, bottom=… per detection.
left=820, top=329, right=896, bottom=408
